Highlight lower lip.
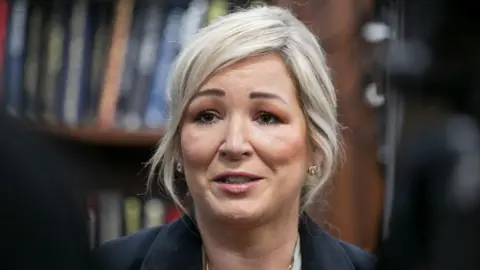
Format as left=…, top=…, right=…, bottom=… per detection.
left=215, top=180, right=261, bottom=194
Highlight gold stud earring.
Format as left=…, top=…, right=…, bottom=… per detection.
left=176, top=162, right=183, bottom=173
left=308, top=165, right=318, bottom=176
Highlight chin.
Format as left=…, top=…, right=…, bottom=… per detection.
left=209, top=199, right=269, bottom=227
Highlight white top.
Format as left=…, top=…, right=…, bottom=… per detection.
left=291, top=236, right=302, bottom=270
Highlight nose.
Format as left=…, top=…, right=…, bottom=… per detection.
left=219, top=117, right=253, bottom=160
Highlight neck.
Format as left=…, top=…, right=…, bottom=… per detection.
left=195, top=204, right=300, bottom=270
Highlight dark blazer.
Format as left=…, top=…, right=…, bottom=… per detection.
left=93, top=214, right=376, bottom=270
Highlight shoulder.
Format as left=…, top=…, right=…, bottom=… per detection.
left=300, top=214, right=376, bottom=269
left=93, top=216, right=204, bottom=270
left=337, top=240, right=377, bottom=269
left=315, top=231, right=376, bottom=269
left=320, top=233, right=376, bottom=269
left=94, top=214, right=377, bottom=270
left=92, top=226, right=164, bottom=270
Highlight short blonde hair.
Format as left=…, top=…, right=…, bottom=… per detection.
left=148, top=5, right=340, bottom=212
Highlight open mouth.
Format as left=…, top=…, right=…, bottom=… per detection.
left=214, top=176, right=262, bottom=184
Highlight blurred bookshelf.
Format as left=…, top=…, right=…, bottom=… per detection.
left=0, top=0, right=267, bottom=249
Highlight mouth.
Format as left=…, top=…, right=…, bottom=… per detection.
left=213, top=172, right=263, bottom=184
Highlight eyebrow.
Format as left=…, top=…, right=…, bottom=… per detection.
left=192, top=88, right=287, bottom=104
left=192, top=88, right=225, bottom=99
left=249, top=91, right=286, bottom=104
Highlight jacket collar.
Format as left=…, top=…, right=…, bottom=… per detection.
left=140, top=214, right=354, bottom=270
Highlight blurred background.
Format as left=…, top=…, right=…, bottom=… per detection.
left=1, top=0, right=479, bottom=268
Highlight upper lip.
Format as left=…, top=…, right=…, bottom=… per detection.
left=213, top=171, right=262, bottom=181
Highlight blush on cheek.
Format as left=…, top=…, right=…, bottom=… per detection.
left=180, top=126, right=219, bottom=168
left=251, top=127, right=309, bottom=165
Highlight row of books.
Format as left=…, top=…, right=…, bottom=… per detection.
left=87, top=191, right=183, bottom=248
left=0, top=0, right=264, bottom=131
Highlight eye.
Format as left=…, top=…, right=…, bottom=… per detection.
left=194, top=110, right=220, bottom=125
left=257, top=112, right=280, bottom=125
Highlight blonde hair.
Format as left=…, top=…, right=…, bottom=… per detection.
left=148, top=5, right=340, bottom=212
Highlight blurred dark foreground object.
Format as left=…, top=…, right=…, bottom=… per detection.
left=372, top=0, right=480, bottom=269
left=0, top=114, right=94, bottom=270
left=376, top=107, right=480, bottom=270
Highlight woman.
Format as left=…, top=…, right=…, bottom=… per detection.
left=94, top=5, right=376, bottom=270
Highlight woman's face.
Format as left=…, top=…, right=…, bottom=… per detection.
left=180, top=53, right=311, bottom=224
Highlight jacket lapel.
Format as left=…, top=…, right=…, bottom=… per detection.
left=140, top=217, right=203, bottom=270
left=141, top=214, right=355, bottom=270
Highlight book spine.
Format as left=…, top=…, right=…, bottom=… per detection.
left=97, top=0, right=135, bottom=129
left=40, top=0, right=68, bottom=123
left=116, top=0, right=145, bottom=128
left=22, top=2, right=44, bottom=119
left=4, top=0, right=28, bottom=116
left=86, top=0, right=113, bottom=124
left=179, top=0, right=208, bottom=48
left=122, top=0, right=164, bottom=130
left=63, top=0, right=91, bottom=125
left=207, top=0, right=228, bottom=24
left=124, top=196, right=141, bottom=235
left=98, top=191, right=123, bottom=245
left=144, top=8, right=184, bottom=129
left=143, top=198, right=165, bottom=228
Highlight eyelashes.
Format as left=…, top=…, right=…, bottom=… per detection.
left=194, top=111, right=220, bottom=125
left=193, top=110, right=282, bottom=126
left=257, top=112, right=280, bottom=125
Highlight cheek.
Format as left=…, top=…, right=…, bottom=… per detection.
left=180, top=126, right=214, bottom=193
left=251, top=125, right=309, bottom=168
left=180, top=125, right=220, bottom=171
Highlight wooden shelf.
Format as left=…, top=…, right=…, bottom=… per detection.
left=41, top=125, right=164, bottom=147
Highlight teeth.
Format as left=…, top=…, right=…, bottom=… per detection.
left=225, top=177, right=252, bottom=184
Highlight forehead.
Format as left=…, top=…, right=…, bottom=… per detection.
left=199, top=53, right=298, bottom=99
